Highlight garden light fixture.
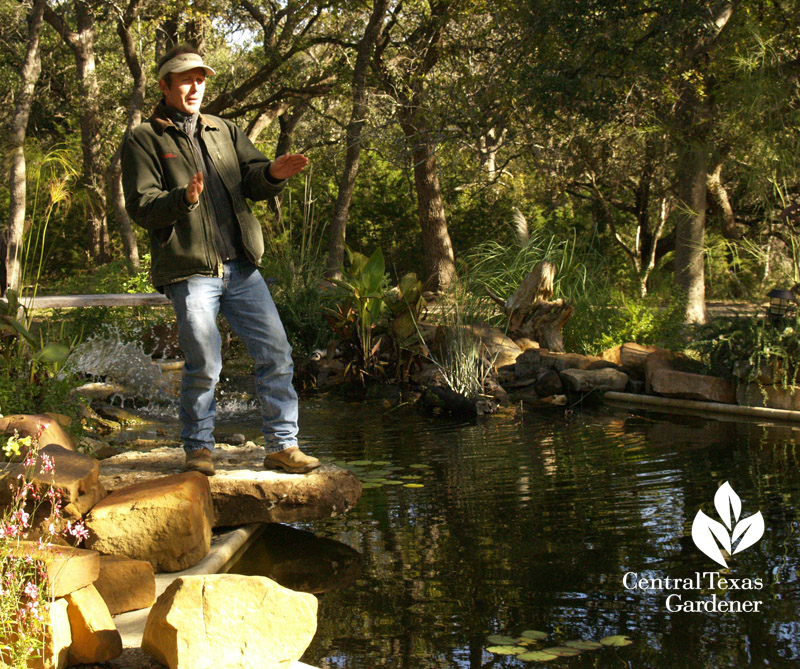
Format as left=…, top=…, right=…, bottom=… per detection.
left=767, top=288, right=795, bottom=322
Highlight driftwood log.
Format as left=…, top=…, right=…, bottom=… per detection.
left=487, top=261, right=573, bottom=352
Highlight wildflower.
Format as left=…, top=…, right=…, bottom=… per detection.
left=66, top=521, right=89, bottom=542
left=15, top=509, right=30, bottom=529
left=39, top=454, right=54, bottom=473
left=23, top=581, right=38, bottom=600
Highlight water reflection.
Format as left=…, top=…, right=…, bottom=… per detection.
left=229, top=523, right=361, bottom=594
left=246, top=398, right=800, bottom=668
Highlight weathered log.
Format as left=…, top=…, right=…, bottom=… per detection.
left=486, top=261, right=573, bottom=352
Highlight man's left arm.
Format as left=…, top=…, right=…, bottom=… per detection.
left=229, top=123, right=308, bottom=201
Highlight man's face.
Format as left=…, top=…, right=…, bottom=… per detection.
left=159, top=67, right=206, bottom=114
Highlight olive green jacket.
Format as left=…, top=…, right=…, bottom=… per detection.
left=121, top=106, right=283, bottom=288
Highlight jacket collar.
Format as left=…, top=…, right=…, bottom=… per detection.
left=150, top=101, right=219, bottom=136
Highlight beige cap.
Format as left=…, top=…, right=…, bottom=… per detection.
left=158, top=53, right=216, bottom=80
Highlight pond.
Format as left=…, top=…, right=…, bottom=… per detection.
left=223, top=397, right=800, bottom=668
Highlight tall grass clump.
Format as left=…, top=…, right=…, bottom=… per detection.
left=257, top=169, right=335, bottom=356
left=459, top=221, right=687, bottom=355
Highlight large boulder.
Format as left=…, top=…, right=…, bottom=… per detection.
left=435, top=323, right=523, bottom=370
left=540, top=351, right=618, bottom=373
left=64, top=584, right=123, bottom=665
left=94, top=555, right=156, bottom=615
left=650, top=369, right=736, bottom=404
left=85, top=472, right=214, bottom=572
left=601, top=343, right=663, bottom=378
left=45, top=597, right=72, bottom=669
left=99, top=444, right=362, bottom=527
left=142, top=574, right=318, bottom=669
left=0, top=414, right=76, bottom=450
left=736, top=382, right=800, bottom=410
left=8, top=542, right=99, bottom=598
left=561, top=368, right=629, bottom=394
left=0, top=444, right=106, bottom=521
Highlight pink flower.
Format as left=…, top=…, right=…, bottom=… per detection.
left=15, top=509, right=30, bottom=528
left=66, top=521, right=89, bottom=542
left=23, top=581, right=38, bottom=599
left=39, top=454, right=54, bottom=474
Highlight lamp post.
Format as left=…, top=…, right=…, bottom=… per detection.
left=767, top=288, right=795, bottom=323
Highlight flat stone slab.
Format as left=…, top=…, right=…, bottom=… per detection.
left=98, top=443, right=362, bottom=527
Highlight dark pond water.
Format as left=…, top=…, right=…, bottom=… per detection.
left=224, top=398, right=800, bottom=668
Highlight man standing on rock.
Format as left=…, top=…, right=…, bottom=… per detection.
left=121, top=44, right=320, bottom=477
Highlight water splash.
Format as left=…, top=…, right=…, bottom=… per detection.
left=65, top=331, right=174, bottom=406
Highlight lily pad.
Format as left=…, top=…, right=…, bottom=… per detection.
left=564, top=640, right=603, bottom=650
left=383, top=480, right=404, bottom=485
left=519, top=630, right=548, bottom=641
left=400, top=474, right=423, bottom=480
left=486, top=635, right=518, bottom=645
left=360, top=482, right=382, bottom=489
left=348, top=460, right=374, bottom=466
left=409, top=463, right=433, bottom=469
left=486, top=645, right=527, bottom=655
left=404, top=483, right=425, bottom=488
left=372, top=460, right=392, bottom=466
left=541, top=646, right=581, bottom=657
left=516, top=650, right=559, bottom=662
left=599, top=635, right=633, bottom=647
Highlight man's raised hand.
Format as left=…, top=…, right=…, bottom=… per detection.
left=269, top=153, right=309, bottom=180
left=184, top=171, right=204, bottom=205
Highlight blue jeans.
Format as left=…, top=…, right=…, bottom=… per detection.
left=165, top=259, right=298, bottom=454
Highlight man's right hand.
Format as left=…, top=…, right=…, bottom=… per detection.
left=184, top=171, right=204, bottom=205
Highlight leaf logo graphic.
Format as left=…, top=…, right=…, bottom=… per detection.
left=691, top=482, right=764, bottom=567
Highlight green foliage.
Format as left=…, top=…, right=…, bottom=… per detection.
left=0, top=291, right=84, bottom=426
left=690, top=315, right=800, bottom=387
left=564, top=289, right=687, bottom=355
left=327, top=247, right=427, bottom=383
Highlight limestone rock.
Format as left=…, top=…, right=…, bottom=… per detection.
left=45, top=597, right=72, bottom=669
left=644, top=350, right=698, bottom=394
left=0, top=414, right=76, bottom=450
left=513, top=337, right=539, bottom=352
left=85, top=472, right=213, bottom=572
left=0, top=444, right=106, bottom=521
left=65, top=584, right=122, bottom=665
left=736, top=382, right=800, bottom=410
left=601, top=343, right=662, bottom=378
left=561, top=368, right=629, bottom=394
left=8, top=542, right=99, bottom=598
left=540, top=351, right=617, bottom=373
left=514, top=348, right=542, bottom=379
left=650, top=369, right=736, bottom=404
left=99, top=445, right=362, bottom=527
left=94, top=555, right=156, bottom=615
left=436, top=323, right=522, bottom=370
left=535, top=369, right=563, bottom=397
left=142, top=574, right=318, bottom=669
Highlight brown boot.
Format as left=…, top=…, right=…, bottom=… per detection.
left=263, top=447, right=320, bottom=474
left=184, top=448, right=215, bottom=476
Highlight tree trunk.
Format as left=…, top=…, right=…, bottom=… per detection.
left=246, top=102, right=291, bottom=142
left=707, top=160, right=738, bottom=239
left=275, top=102, right=308, bottom=157
left=326, top=0, right=390, bottom=279
left=111, top=1, right=148, bottom=273
left=400, top=113, right=457, bottom=292
left=674, top=143, right=708, bottom=324
left=6, top=0, right=45, bottom=295
left=45, top=2, right=111, bottom=264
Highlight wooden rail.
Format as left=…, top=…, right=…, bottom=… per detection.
left=1, top=293, right=171, bottom=309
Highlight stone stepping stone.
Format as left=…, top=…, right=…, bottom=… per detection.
left=98, top=443, right=362, bottom=527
